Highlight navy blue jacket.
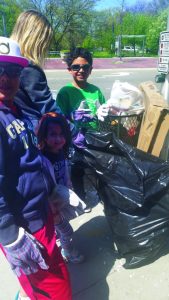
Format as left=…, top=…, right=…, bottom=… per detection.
left=0, top=104, right=54, bottom=246
left=14, top=62, right=61, bottom=129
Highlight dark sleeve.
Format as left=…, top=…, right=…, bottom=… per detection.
left=19, top=64, right=61, bottom=115
left=0, top=124, right=19, bottom=245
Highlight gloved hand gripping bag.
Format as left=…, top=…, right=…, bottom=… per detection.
left=80, top=131, right=169, bottom=268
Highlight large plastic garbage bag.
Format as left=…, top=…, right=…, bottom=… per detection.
left=79, top=131, right=169, bottom=268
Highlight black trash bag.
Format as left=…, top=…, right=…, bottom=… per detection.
left=80, top=131, right=169, bottom=268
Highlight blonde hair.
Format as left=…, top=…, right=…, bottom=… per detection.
left=10, top=9, right=53, bottom=66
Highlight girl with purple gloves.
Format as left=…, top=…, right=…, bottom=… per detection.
left=36, top=112, right=85, bottom=264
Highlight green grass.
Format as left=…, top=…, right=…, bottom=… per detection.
left=48, top=54, right=60, bottom=58
left=93, top=51, right=113, bottom=58
left=112, top=52, right=158, bottom=58
left=47, top=50, right=158, bottom=59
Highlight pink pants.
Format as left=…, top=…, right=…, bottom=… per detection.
left=1, top=214, right=72, bottom=300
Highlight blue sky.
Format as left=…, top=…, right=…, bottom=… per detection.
left=95, top=0, right=138, bottom=10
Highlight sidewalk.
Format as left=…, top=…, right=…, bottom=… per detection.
left=1, top=201, right=169, bottom=299
left=69, top=203, right=169, bottom=300
left=44, top=57, right=158, bottom=70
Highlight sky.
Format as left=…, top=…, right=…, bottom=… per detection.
left=95, top=0, right=138, bottom=10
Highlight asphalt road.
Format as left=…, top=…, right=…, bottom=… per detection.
left=45, top=67, right=160, bottom=100
left=44, top=57, right=161, bottom=100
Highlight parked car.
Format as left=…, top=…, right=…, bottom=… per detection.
left=122, top=46, right=139, bottom=52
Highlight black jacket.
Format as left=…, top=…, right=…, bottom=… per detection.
left=14, top=62, right=61, bottom=129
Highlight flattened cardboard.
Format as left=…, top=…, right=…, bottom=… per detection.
left=137, top=105, right=163, bottom=152
left=137, top=81, right=169, bottom=157
left=139, top=81, right=168, bottom=109
left=152, top=112, right=169, bottom=157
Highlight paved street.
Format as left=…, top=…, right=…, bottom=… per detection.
left=44, top=57, right=159, bottom=100
left=45, top=68, right=158, bottom=100
left=1, top=57, right=169, bottom=300
left=44, top=57, right=158, bottom=70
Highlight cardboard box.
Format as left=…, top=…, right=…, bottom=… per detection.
left=137, top=81, right=169, bottom=158
left=139, top=81, right=168, bottom=109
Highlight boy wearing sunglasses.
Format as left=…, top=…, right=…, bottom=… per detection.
left=57, top=47, right=105, bottom=130
left=56, top=47, right=106, bottom=206
left=0, top=37, right=72, bottom=300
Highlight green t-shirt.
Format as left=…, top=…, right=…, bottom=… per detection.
left=56, top=82, right=105, bottom=130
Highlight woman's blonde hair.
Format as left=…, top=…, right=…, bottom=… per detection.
left=11, top=9, right=53, bottom=66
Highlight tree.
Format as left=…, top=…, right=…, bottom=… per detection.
left=32, top=0, right=98, bottom=50
left=146, top=9, right=168, bottom=53
left=147, top=0, right=169, bottom=14
left=1, top=0, right=168, bottom=55
left=12, top=0, right=98, bottom=50
left=89, top=9, right=114, bottom=51
left=0, top=0, right=22, bottom=36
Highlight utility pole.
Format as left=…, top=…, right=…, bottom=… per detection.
left=117, top=0, right=125, bottom=61
left=1, top=12, right=6, bottom=36
left=116, top=35, right=122, bottom=60
left=161, top=11, right=169, bottom=103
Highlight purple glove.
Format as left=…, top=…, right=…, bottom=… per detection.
left=73, top=131, right=86, bottom=148
left=73, top=110, right=94, bottom=123
left=4, top=228, right=49, bottom=277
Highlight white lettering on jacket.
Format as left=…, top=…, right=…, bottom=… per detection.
left=6, top=119, right=25, bottom=138
left=6, top=119, right=37, bottom=150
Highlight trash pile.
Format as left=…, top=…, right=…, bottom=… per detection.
left=81, top=131, right=169, bottom=268
left=80, top=81, right=169, bottom=268
left=97, top=80, right=144, bottom=147
left=97, top=80, right=169, bottom=159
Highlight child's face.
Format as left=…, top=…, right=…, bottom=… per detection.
left=45, top=123, right=66, bottom=153
left=68, top=57, right=92, bottom=84
left=0, top=63, right=22, bottom=103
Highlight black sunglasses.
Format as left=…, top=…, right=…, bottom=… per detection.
left=70, top=64, right=91, bottom=72
left=0, top=65, right=23, bottom=78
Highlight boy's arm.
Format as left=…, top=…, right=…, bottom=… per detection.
left=56, top=88, right=70, bottom=116
left=98, top=88, right=106, bottom=105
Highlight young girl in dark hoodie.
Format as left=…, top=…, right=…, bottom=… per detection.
left=37, top=112, right=85, bottom=263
